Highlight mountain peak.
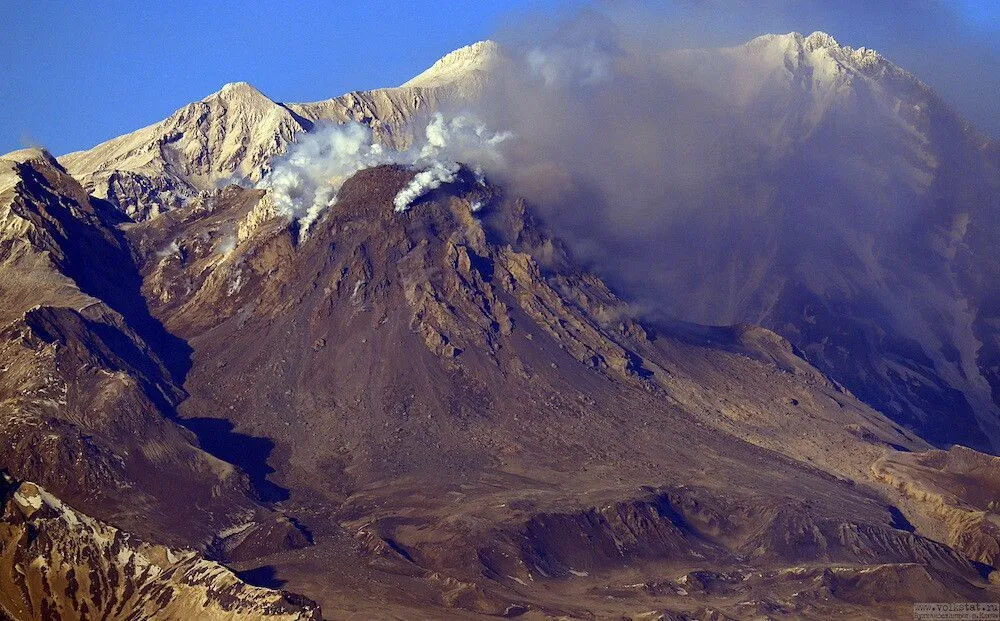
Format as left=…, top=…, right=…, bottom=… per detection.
left=0, top=147, right=60, bottom=168
left=740, top=30, right=894, bottom=78
left=402, top=40, right=501, bottom=88
left=210, top=80, right=271, bottom=103
left=746, top=30, right=888, bottom=63
left=747, top=30, right=842, bottom=52
left=803, top=30, right=840, bottom=50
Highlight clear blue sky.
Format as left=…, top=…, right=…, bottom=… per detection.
left=1, top=0, right=996, bottom=156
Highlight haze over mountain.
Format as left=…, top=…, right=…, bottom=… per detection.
left=1, top=13, right=999, bottom=621
left=461, top=25, right=1000, bottom=454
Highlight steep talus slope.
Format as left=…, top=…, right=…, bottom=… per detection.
left=120, top=165, right=997, bottom=617
left=0, top=475, right=319, bottom=620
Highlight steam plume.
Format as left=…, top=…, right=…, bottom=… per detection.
left=257, top=123, right=388, bottom=236
left=257, top=112, right=513, bottom=234
left=393, top=161, right=461, bottom=212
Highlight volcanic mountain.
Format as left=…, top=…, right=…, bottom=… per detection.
left=0, top=34, right=998, bottom=620
left=56, top=34, right=1000, bottom=455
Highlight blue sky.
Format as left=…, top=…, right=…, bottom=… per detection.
left=1, top=0, right=996, bottom=155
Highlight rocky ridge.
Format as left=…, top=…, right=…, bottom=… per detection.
left=0, top=474, right=318, bottom=620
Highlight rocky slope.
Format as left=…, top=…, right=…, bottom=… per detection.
left=0, top=148, right=247, bottom=543
left=0, top=474, right=318, bottom=620
left=0, top=149, right=310, bottom=569
left=874, top=446, right=1000, bottom=567
left=118, top=163, right=996, bottom=617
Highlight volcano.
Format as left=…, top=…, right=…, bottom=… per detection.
left=1, top=34, right=999, bottom=620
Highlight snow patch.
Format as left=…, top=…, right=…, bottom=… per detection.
left=13, top=490, right=42, bottom=511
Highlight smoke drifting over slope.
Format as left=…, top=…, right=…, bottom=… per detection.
left=472, top=12, right=938, bottom=314
left=257, top=113, right=512, bottom=235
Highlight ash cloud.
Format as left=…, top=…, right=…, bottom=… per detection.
left=454, top=3, right=995, bottom=325
left=461, top=2, right=999, bottom=446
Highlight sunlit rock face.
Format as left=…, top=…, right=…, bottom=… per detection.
left=0, top=476, right=320, bottom=620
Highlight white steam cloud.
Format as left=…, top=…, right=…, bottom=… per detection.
left=392, top=161, right=461, bottom=212
left=256, top=113, right=513, bottom=235
left=393, top=114, right=513, bottom=212
left=257, top=123, right=388, bottom=236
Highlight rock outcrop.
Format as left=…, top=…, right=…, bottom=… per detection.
left=0, top=476, right=319, bottom=620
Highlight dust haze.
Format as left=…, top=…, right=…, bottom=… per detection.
left=455, top=2, right=998, bottom=331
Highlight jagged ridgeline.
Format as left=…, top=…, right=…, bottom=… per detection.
left=0, top=31, right=998, bottom=620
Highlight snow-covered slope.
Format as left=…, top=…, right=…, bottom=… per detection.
left=60, top=82, right=307, bottom=219
left=669, top=31, right=938, bottom=158
left=59, top=69, right=490, bottom=221
left=401, top=40, right=501, bottom=89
